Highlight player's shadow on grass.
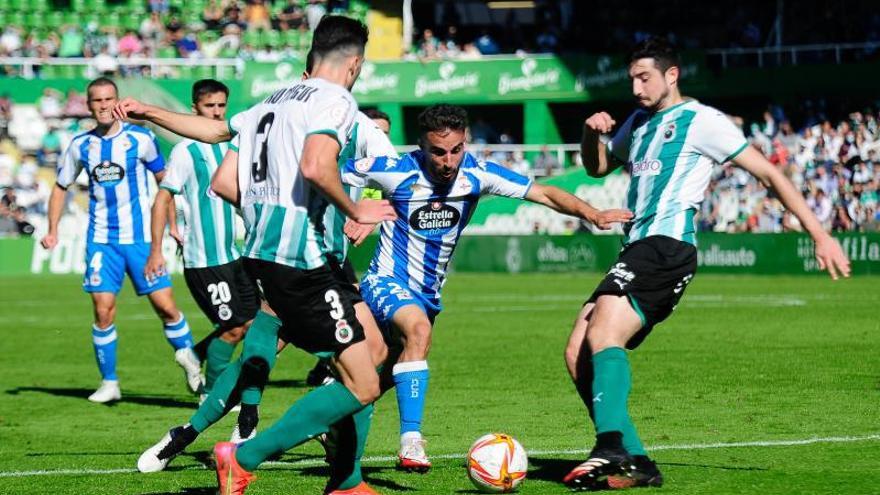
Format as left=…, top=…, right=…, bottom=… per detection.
left=266, top=378, right=308, bottom=388
left=141, top=488, right=215, bottom=495
left=5, top=386, right=197, bottom=409
left=294, top=465, right=415, bottom=491
left=660, top=461, right=769, bottom=471
left=527, top=457, right=768, bottom=483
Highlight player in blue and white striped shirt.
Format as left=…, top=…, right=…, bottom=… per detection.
left=342, top=104, right=633, bottom=470
left=41, top=78, right=198, bottom=404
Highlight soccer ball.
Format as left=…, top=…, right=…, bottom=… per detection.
left=466, top=433, right=528, bottom=493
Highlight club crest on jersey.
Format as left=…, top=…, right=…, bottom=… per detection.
left=218, top=304, right=232, bottom=321
left=91, top=160, right=126, bottom=187
left=335, top=319, right=353, bottom=344
left=663, top=122, right=677, bottom=141
left=409, top=201, right=460, bottom=232
left=630, top=159, right=662, bottom=177
left=354, top=157, right=374, bottom=173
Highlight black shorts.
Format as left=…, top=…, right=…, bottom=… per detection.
left=326, top=255, right=362, bottom=304
left=243, top=258, right=365, bottom=357
left=587, top=235, right=697, bottom=349
left=184, top=259, right=260, bottom=329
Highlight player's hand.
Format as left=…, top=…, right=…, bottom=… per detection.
left=169, top=227, right=183, bottom=248
left=813, top=234, right=851, bottom=280
left=144, top=252, right=167, bottom=282
left=343, top=219, right=377, bottom=246
left=113, top=97, right=148, bottom=121
left=40, top=233, right=58, bottom=250
left=589, top=208, right=634, bottom=230
left=584, top=112, right=616, bottom=134
left=352, top=198, right=397, bottom=225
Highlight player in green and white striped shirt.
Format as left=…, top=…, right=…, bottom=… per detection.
left=144, top=80, right=259, bottom=403
left=562, top=36, right=851, bottom=490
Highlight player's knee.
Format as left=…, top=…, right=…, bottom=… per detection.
left=563, top=342, right=581, bottom=375
left=348, top=372, right=380, bottom=405
left=94, top=306, right=115, bottom=328
left=221, top=325, right=247, bottom=344
left=586, top=330, right=621, bottom=354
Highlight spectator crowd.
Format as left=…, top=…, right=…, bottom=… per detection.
left=698, top=107, right=880, bottom=233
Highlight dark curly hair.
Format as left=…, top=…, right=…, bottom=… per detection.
left=417, top=104, right=468, bottom=135
left=628, top=36, right=680, bottom=73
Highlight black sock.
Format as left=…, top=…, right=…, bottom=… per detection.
left=237, top=404, right=259, bottom=437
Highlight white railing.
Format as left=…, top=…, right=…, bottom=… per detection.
left=0, top=56, right=242, bottom=79
left=706, top=42, right=880, bottom=69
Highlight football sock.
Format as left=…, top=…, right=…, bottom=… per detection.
left=393, top=360, right=429, bottom=436
left=189, top=358, right=243, bottom=432
left=591, top=347, right=646, bottom=456
left=327, top=403, right=374, bottom=491
left=157, top=424, right=199, bottom=460
left=205, top=337, right=236, bottom=394
left=235, top=381, right=363, bottom=471
left=163, top=313, right=194, bottom=350
left=192, top=326, right=221, bottom=362
left=91, top=323, right=118, bottom=381
left=236, top=403, right=259, bottom=438
left=239, top=311, right=281, bottom=405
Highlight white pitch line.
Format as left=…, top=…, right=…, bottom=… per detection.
left=3, top=434, right=877, bottom=478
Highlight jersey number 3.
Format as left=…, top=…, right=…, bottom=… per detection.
left=251, top=112, right=275, bottom=183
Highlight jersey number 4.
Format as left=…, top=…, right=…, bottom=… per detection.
left=251, top=112, right=275, bottom=183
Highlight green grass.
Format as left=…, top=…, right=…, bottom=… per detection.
left=0, top=273, right=878, bottom=494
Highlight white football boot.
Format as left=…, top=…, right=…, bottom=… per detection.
left=230, top=424, right=257, bottom=444
left=397, top=434, right=431, bottom=472
left=87, top=380, right=121, bottom=403
left=174, top=348, right=204, bottom=394
left=137, top=426, right=187, bottom=473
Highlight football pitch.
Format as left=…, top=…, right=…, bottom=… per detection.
left=0, top=272, right=877, bottom=495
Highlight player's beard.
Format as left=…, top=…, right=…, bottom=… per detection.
left=637, top=86, right=670, bottom=113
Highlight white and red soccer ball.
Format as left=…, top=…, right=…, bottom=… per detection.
left=466, top=433, right=528, bottom=493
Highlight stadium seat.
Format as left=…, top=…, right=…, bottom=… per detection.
left=10, top=0, right=27, bottom=12
left=63, top=12, right=82, bottom=27
left=0, top=0, right=10, bottom=11
left=8, top=11, right=25, bottom=28
left=47, top=11, right=64, bottom=30
left=101, top=12, right=121, bottom=29
left=195, top=65, right=214, bottom=79
left=26, top=12, right=47, bottom=30
left=31, top=0, right=48, bottom=11
left=0, top=12, right=8, bottom=27
left=262, top=29, right=282, bottom=48
left=243, top=30, right=261, bottom=47
left=71, top=0, right=86, bottom=10
left=157, top=45, right=177, bottom=58
left=85, top=0, right=107, bottom=13
left=177, top=65, right=194, bottom=79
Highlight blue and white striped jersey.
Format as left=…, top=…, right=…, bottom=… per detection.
left=57, top=123, right=165, bottom=244
left=342, top=150, right=532, bottom=300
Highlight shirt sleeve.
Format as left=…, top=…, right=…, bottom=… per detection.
left=479, top=161, right=532, bottom=199
left=306, top=89, right=357, bottom=147
left=360, top=120, right=398, bottom=158
left=141, top=128, right=165, bottom=173
left=55, top=140, right=83, bottom=189
left=606, top=111, right=639, bottom=165
left=341, top=156, right=400, bottom=192
left=159, top=143, right=193, bottom=195
left=692, top=108, right=750, bottom=164
left=227, top=109, right=249, bottom=138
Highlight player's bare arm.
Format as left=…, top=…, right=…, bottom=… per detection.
left=211, top=148, right=240, bottom=206
left=145, top=188, right=172, bottom=281
left=524, top=183, right=633, bottom=230
left=40, top=183, right=67, bottom=250
left=581, top=112, right=619, bottom=178
left=113, top=97, right=232, bottom=143
left=733, top=145, right=851, bottom=280
left=343, top=216, right=379, bottom=246
left=301, top=133, right=397, bottom=224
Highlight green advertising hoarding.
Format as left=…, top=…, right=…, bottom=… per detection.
left=6, top=232, right=877, bottom=277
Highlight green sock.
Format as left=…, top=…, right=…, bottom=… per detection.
left=239, top=311, right=281, bottom=405
left=189, top=358, right=243, bottom=432
left=235, top=381, right=364, bottom=471
left=591, top=347, right=646, bottom=455
left=205, top=338, right=236, bottom=394
left=328, top=403, right=374, bottom=490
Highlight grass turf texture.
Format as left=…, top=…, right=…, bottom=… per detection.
left=0, top=273, right=877, bottom=494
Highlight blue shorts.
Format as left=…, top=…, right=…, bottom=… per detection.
left=83, top=242, right=172, bottom=295
left=359, top=272, right=441, bottom=331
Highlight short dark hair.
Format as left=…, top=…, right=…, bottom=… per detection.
left=310, top=15, right=369, bottom=60
left=364, top=108, right=390, bottom=124
left=305, top=49, right=315, bottom=74
left=628, top=36, right=680, bottom=73
left=86, top=77, right=117, bottom=99
left=418, top=104, right=468, bottom=135
left=192, top=79, right=229, bottom=104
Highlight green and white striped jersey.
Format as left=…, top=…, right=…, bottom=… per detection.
left=233, top=78, right=358, bottom=269
left=608, top=100, right=748, bottom=246
left=160, top=139, right=239, bottom=269
left=319, top=111, right=398, bottom=263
